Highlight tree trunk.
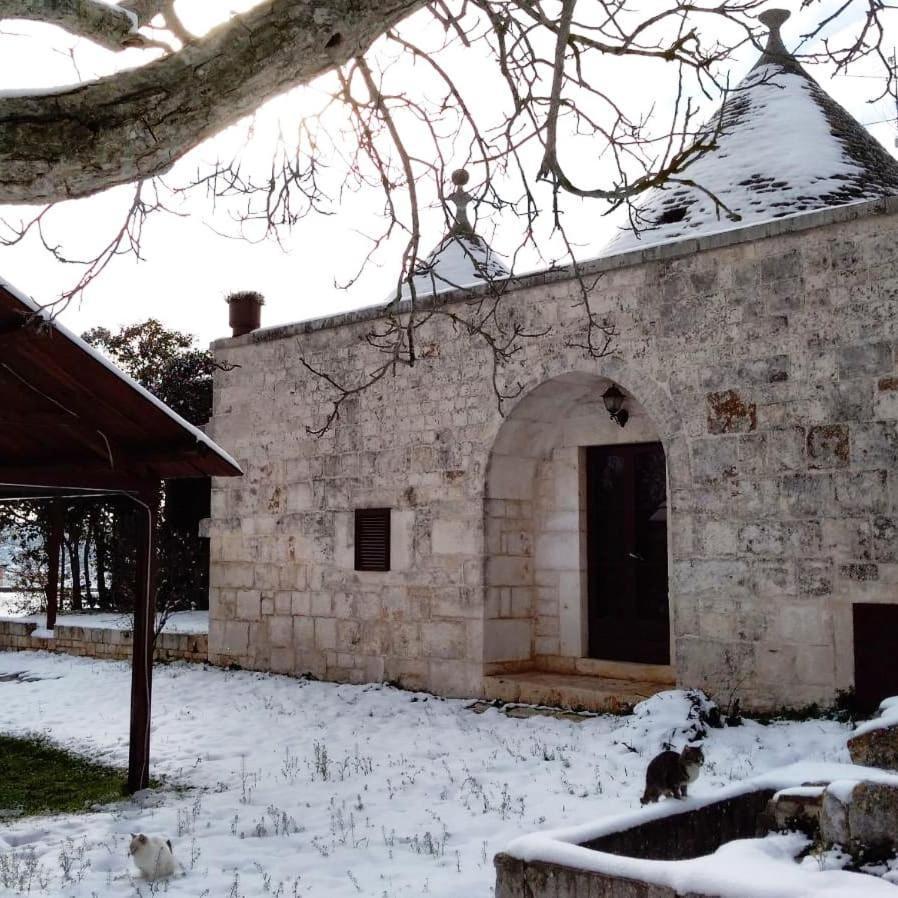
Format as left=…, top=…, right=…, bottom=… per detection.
left=67, top=534, right=82, bottom=612
left=59, top=536, right=67, bottom=612
left=94, top=508, right=111, bottom=610
left=83, top=532, right=93, bottom=608
left=0, top=0, right=424, bottom=204
left=45, top=501, right=63, bottom=630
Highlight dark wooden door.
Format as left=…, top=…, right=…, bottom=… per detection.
left=853, top=603, right=898, bottom=713
left=586, top=442, right=670, bottom=664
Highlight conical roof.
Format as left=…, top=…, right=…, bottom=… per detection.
left=603, top=9, right=898, bottom=254
left=396, top=170, right=509, bottom=299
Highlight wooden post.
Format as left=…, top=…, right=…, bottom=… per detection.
left=45, top=500, right=63, bottom=631
left=127, top=486, right=158, bottom=793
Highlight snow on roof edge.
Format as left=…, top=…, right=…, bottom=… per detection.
left=0, top=274, right=242, bottom=476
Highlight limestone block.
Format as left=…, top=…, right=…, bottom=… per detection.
left=849, top=781, right=898, bottom=855
left=766, top=426, right=806, bottom=472
left=236, top=591, right=261, bottom=621
left=383, top=656, right=428, bottom=691
left=691, top=436, right=738, bottom=483
left=269, top=615, right=294, bottom=647
left=315, top=617, right=337, bottom=651
left=834, top=470, right=888, bottom=514
left=822, top=781, right=898, bottom=858
left=484, top=619, right=531, bottom=663
left=766, top=787, right=825, bottom=834
left=487, top=457, right=538, bottom=500
left=386, top=623, right=420, bottom=658
left=215, top=563, right=255, bottom=589
left=432, top=519, right=480, bottom=555
left=291, top=592, right=311, bottom=616
left=391, top=510, right=416, bottom=572
left=311, top=593, right=333, bottom=616
left=535, top=532, right=579, bottom=571
left=487, top=556, right=532, bottom=587
left=706, top=390, right=757, bottom=434
left=807, top=424, right=849, bottom=470
left=421, top=621, right=468, bottom=660
left=874, top=378, right=898, bottom=420
left=838, top=342, right=891, bottom=378
left=428, top=660, right=481, bottom=698
left=848, top=724, right=898, bottom=771
left=221, top=621, right=250, bottom=654
left=270, top=647, right=294, bottom=674
left=364, top=655, right=385, bottom=683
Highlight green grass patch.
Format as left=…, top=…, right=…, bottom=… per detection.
left=0, top=733, right=127, bottom=819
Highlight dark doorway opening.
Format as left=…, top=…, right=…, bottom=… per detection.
left=853, top=603, right=898, bottom=713
left=586, top=442, right=669, bottom=664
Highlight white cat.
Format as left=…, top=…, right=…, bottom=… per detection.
left=128, top=833, right=176, bottom=879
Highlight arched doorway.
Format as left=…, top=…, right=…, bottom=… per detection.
left=483, top=370, right=682, bottom=692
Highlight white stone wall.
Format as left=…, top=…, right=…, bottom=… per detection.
left=208, top=197, right=898, bottom=710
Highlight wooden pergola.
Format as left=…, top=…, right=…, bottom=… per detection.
left=0, top=276, right=241, bottom=791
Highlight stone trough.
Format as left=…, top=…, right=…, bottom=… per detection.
left=495, top=764, right=898, bottom=898
left=495, top=786, right=775, bottom=898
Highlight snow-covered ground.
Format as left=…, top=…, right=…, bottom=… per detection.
left=0, top=609, right=209, bottom=634
left=0, top=652, right=859, bottom=897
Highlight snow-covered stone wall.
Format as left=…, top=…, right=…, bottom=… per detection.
left=207, top=196, right=898, bottom=710
left=0, top=618, right=207, bottom=663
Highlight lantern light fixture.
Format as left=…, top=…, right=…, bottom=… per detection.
left=602, top=384, right=629, bottom=428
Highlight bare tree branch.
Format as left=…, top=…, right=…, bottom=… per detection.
left=0, top=0, right=143, bottom=50
left=0, top=0, right=425, bottom=205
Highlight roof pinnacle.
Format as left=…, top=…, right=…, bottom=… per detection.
left=447, top=168, right=474, bottom=236
left=757, top=8, right=792, bottom=64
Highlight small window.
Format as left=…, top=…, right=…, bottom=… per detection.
left=354, top=508, right=391, bottom=572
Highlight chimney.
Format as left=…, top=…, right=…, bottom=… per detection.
left=226, top=291, right=264, bottom=338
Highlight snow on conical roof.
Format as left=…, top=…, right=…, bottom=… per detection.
left=397, top=170, right=509, bottom=299
left=603, top=8, right=898, bottom=254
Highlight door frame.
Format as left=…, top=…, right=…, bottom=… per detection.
left=584, top=440, right=671, bottom=665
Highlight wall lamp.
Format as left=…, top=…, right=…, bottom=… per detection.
left=602, top=384, right=629, bottom=428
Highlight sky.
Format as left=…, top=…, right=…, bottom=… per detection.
left=0, top=0, right=896, bottom=347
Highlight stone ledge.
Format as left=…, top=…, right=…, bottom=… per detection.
left=483, top=671, right=668, bottom=714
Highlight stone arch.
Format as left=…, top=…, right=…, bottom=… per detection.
left=483, top=363, right=689, bottom=679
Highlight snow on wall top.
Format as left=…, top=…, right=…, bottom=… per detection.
left=603, top=10, right=898, bottom=255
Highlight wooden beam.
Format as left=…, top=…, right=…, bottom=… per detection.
left=127, top=485, right=159, bottom=794
left=0, top=466, right=149, bottom=492
left=45, top=500, right=63, bottom=631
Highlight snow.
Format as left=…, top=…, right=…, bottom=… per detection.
left=0, top=610, right=209, bottom=634
left=0, top=592, right=40, bottom=617
left=773, top=785, right=826, bottom=800
left=398, top=234, right=509, bottom=299
left=603, top=60, right=896, bottom=255
left=0, top=664, right=863, bottom=898
left=0, top=274, right=241, bottom=477
left=852, top=694, right=898, bottom=739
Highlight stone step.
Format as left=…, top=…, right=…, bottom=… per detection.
left=483, top=671, right=671, bottom=714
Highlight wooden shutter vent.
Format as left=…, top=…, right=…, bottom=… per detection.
left=354, top=508, right=391, bottom=572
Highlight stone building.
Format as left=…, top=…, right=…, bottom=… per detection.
left=206, top=11, right=898, bottom=712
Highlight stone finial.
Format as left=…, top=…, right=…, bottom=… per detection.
left=447, top=168, right=474, bottom=236
left=758, top=8, right=791, bottom=61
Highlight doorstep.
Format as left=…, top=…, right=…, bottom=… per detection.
left=483, top=671, right=673, bottom=714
